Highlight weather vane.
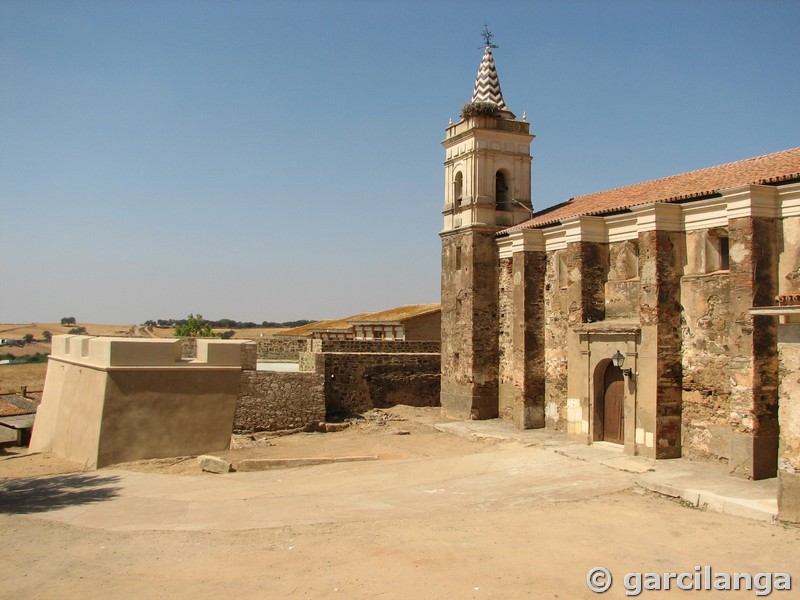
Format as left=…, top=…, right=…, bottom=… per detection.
left=481, top=24, right=498, bottom=49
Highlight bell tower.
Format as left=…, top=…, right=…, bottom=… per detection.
left=440, top=28, right=534, bottom=420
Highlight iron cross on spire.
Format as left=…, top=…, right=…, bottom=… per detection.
left=481, top=25, right=498, bottom=49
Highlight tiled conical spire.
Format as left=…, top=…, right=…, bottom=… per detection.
left=470, top=30, right=514, bottom=119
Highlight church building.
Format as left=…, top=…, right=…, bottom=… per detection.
left=439, top=31, right=800, bottom=515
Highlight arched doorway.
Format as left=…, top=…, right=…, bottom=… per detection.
left=599, top=362, right=624, bottom=444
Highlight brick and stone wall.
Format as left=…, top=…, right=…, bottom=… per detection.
left=235, top=370, right=325, bottom=432
left=638, top=229, right=684, bottom=459
left=257, top=338, right=309, bottom=361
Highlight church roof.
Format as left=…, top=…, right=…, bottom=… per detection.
left=502, top=146, right=800, bottom=232
left=471, top=45, right=512, bottom=116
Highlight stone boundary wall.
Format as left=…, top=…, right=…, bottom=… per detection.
left=235, top=371, right=325, bottom=432
left=311, top=340, right=440, bottom=354
left=321, top=352, right=441, bottom=414
left=235, top=339, right=441, bottom=428
left=299, top=351, right=324, bottom=373
left=257, top=338, right=309, bottom=361
left=180, top=337, right=197, bottom=359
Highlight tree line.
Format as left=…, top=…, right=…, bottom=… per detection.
left=143, top=317, right=314, bottom=329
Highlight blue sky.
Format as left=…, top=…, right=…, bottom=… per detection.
left=2, top=0, right=799, bottom=324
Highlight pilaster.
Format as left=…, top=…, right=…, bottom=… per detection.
left=637, top=228, right=684, bottom=459
left=498, top=249, right=546, bottom=428
left=727, top=212, right=779, bottom=478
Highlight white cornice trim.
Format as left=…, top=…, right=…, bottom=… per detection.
left=723, top=185, right=779, bottom=219
left=562, top=216, right=608, bottom=244
left=778, top=183, right=800, bottom=218
left=632, top=203, right=684, bottom=232
left=497, top=228, right=545, bottom=258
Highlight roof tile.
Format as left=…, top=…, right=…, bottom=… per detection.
left=502, top=146, right=800, bottom=233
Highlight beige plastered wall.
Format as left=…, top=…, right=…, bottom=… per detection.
left=30, top=335, right=250, bottom=468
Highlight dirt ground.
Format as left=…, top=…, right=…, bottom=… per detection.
left=1, top=407, right=798, bottom=599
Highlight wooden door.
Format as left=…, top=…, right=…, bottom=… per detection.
left=603, top=362, right=625, bottom=444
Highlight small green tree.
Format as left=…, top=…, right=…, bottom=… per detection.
left=22, top=333, right=34, bottom=344
left=174, top=313, right=218, bottom=338
left=60, top=316, right=77, bottom=325
left=42, top=331, right=52, bottom=342
left=68, top=326, right=87, bottom=335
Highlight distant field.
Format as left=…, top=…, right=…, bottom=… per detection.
left=0, top=322, right=292, bottom=392
left=1, top=322, right=289, bottom=344
left=0, top=362, right=47, bottom=393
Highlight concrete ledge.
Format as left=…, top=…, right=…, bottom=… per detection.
left=636, top=480, right=778, bottom=522
left=230, top=455, right=379, bottom=472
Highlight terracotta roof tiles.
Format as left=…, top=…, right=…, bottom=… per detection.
left=502, top=146, right=800, bottom=233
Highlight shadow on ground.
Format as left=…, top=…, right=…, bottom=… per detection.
left=0, top=473, right=121, bottom=514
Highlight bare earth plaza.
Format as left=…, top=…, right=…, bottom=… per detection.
left=3, top=17, right=800, bottom=600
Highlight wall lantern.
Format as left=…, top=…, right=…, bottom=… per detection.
left=611, top=350, right=633, bottom=378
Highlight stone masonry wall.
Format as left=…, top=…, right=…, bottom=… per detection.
left=311, top=340, right=440, bottom=354
left=440, top=230, right=500, bottom=420
left=257, top=338, right=309, bottom=361
left=777, top=324, right=800, bottom=522
left=681, top=271, right=733, bottom=462
left=180, top=337, right=197, bottom=359
left=498, top=257, right=514, bottom=419
left=543, top=250, right=569, bottom=430
left=322, top=352, right=441, bottom=415
left=639, top=229, right=684, bottom=459
left=235, top=371, right=325, bottom=432
left=498, top=251, right=546, bottom=428
left=727, top=216, right=779, bottom=478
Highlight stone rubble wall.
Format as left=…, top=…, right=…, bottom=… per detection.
left=542, top=249, right=571, bottom=431
left=681, top=271, right=733, bottom=462
left=498, top=257, right=514, bottom=420
left=234, top=370, right=325, bottom=432
left=310, top=340, right=440, bottom=354
left=320, top=351, right=441, bottom=415
left=180, top=337, right=197, bottom=359
left=235, top=339, right=441, bottom=428
left=257, top=338, right=309, bottom=361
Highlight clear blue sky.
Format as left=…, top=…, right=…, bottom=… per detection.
left=2, top=0, right=799, bottom=324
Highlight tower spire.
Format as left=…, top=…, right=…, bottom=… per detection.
left=471, top=26, right=514, bottom=119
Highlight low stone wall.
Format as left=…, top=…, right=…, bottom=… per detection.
left=299, top=351, right=324, bottom=373
left=257, top=338, right=309, bottom=361
left=235, top=339, right=441, bottom=427
left=311, top=340, right=441, bottom=354
left=321, top=352, right=441, bottom=414
left=235, top=371, right=325, bottom=432
left=180, top=337, right=197, bottom=359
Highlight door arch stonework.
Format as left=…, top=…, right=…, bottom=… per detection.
left=570, top=325, right=640, bottom=453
